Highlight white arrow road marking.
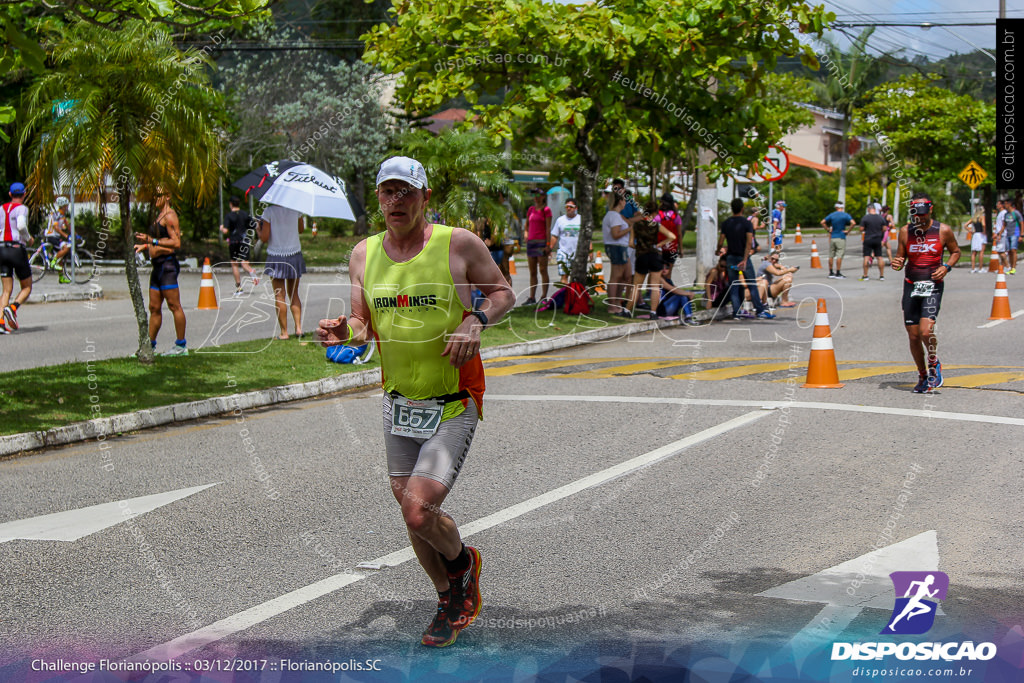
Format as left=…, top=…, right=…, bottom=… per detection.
left=128, top=411, right=769, bottom=663
left=756, top=530, right=939, bottom=677
left=0, top=483, right=220, bottom=543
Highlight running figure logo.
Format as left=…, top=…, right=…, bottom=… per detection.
left=881, top=571, right=949, bottom=635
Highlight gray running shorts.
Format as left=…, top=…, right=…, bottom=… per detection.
left=382, top=392, right=478, bottom=490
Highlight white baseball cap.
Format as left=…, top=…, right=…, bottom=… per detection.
left=376, top=156, right=428, bottom=189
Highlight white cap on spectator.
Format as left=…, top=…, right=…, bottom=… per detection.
left=376, top=156, right=429, bottom=190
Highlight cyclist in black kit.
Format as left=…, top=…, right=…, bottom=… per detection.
left=891, top=193, right=960, bottom=393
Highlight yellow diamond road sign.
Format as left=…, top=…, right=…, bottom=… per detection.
left=958, top=161, right=987, bottom=190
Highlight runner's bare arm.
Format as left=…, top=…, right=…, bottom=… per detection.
left=442, top=228, right=516, bottom=368
left=891, top=225, right=909, bottom=270
left=318, top=240, right=373, bottom=346
left=931, top=224, right=961, bottom=281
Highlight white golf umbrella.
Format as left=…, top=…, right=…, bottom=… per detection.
left=234, top=160, right=356, bottom=220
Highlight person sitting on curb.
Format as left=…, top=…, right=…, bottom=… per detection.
left=657, top=260, right=695, bottom=323
left=704, top=255, right=731, bottom=318
left=756, top=250, right=798, bottom=307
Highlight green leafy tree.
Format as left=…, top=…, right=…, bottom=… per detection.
left=0, top=0, right=269, bottom=142
left=21, top=20, right=225, bottom=363
left=221, top=27, right=390, bottom=234
left=812, top=28, right=890, bottom=205
left=394, top=127, right=521, bottom=232
left=854, top=74, right=996, bottom=228
left=363, top=0, right=831, bottom=285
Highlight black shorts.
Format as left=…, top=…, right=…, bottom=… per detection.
left=863, top=239, right=883, bottom=257
left=902, top=280, right=943, bottom=326
left=0, top=243, right=31, bottom=280
left=150, top=256, right=181, bottom=291
left=46, top=236, right=64, bottom=250
left=661, top=247, right=677, bottom=265
left=635, top=250, right=664, bottom=275
left=229, top=240, right=251, bottom=262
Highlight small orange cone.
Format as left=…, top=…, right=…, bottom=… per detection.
left=802, top=298, right=844, bottom=388
left=594, top=251, right=606, bottom=294
left=989, top=264, right=1013, bottom=320
left=810, top=240, right=822, bottom=269
left=508, top=254, right=517, bottom=275
left=197, top=257, right=218, bottom=310
left=794, top=224, right=803, bottom=244
left=989, top=247, right=1001, bottom=273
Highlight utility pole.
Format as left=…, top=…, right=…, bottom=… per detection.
left=695, top=78, right=719, bottom=285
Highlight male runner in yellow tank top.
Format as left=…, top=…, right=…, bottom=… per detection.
left=317, top=157, right=515, bottom=647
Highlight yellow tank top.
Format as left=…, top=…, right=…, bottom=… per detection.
left=364, top=224, right=484, bottom=420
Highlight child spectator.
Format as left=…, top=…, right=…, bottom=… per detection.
left=966, top=214, right=987, bottom=273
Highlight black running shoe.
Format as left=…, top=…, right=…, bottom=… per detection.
left=448, top=546, right=482, bottom=632
left=421, top=590, right=457, bottom=647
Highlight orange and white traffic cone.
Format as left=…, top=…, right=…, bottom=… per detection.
left=802, top=298, right=844, bottom=388
left=989, top=264, right=1013, bottom=320
left=594, top=251, right=606, bottom=294
left=810, top=240, right=822, bottom=269
left=794, top=224, right=803, bottom=244
left=197, top=257, right=218, bottom=310
left=989, top=247, right=1001, bottom=273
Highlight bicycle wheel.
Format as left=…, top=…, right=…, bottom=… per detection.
left=28, top=248, right=49, bottom=282
left=66, top=249, right=96, bottom=284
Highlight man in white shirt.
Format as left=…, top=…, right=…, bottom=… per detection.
left=993, top=199, right=1011, bottom=271
left=550, top=198, right=582, bottom=285
left=0, top=182, right=33, bottom=334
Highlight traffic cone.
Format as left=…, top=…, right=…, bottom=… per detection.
left=508, top=254, right=517, bottom=275
left=594, top=251, right=606, bottom=294
left=794, top=224, right=803, bottom=244
left=989, top=247, right=1000, bottom=273
left=989, top=265, right=1013, bottom=320
left=802, top=298, right=844, bottom=388
left=810, top=240, right=822, bottom=269
left=197, top=257, right=218, bottom=310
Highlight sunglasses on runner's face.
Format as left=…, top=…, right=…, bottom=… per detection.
left=909, top=200, right=933, bottom=216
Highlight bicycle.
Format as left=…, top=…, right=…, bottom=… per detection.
left=27, top=234, right=96, bottom=284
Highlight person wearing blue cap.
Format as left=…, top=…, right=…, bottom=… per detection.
left=0, top=182, right=33, bottom=334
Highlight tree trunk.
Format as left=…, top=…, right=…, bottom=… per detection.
left=351, top=172, right=368, bottom=236
left=122, top=185, right=153, bottom=363
left=570, top=129, right=600, bottom=286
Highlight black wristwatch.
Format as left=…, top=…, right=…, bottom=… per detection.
left=470, top=310, right=488, bottom=328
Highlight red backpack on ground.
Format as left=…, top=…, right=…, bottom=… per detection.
left=564, top=281, right=592, bottom=315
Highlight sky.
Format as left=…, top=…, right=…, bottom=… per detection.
left=817, top=0, right=1015, bottom=62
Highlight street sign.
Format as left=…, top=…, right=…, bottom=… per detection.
left=748, top=146, right=790, bottom=183
left=958, top=161, right=987, bottom=189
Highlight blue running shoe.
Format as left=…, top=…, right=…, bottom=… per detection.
left=928, top=360, right=943, bottom=389
left=912, top=374, right=930, bottom=393
left=757, top=310, right=776, bottom=319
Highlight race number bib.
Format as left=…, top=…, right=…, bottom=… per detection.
left=390, top=396, right=443, bottom=437
left=910, top=281, right=936, bottom=298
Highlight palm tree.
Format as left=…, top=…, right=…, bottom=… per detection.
left=21, top=20, right=223, bottom=363
left=813, top=29, right=890, bottom=205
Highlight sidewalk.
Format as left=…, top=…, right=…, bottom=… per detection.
left=27, top=280, right=103, bottom=303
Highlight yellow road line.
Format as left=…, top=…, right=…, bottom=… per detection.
left=561, top=357, right=773, bottom=380
left=942, top=372, right=1024, bottom=389
left=485, top=358, right=625, bottom=377
left=671, top=362, right=809, bottom=381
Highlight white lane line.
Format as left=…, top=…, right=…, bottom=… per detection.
left=489, top=395, right=1024, bottom=427
left=129, top=410, right=769, bottom=662
left=977, top=309, right=1024, bottom=328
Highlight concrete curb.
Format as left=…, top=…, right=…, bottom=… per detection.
left=0, top=315, right=701, bottom=458
left=94, top=265, right=348, bottom=275
left=33, top=285, right=104, bottom=303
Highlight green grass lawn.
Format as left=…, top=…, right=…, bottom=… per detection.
left=0, top=301, right=637, bottom=437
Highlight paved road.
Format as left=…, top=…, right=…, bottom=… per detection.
left=1, top=249, right=1022, bottom=681
left=6, top=238, right=1023, bottom=375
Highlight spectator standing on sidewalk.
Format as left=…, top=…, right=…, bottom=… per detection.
left=822, top=201, right=853, bottom=278
left=718, top=198, right=774, bottom=320
left=524, top=188, right=551, bottom=304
